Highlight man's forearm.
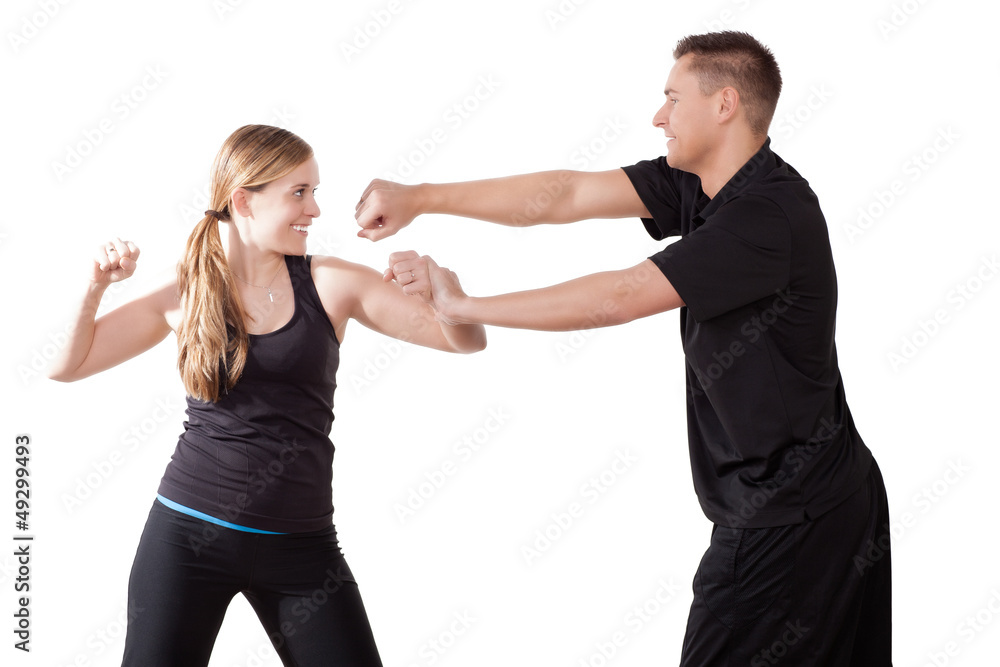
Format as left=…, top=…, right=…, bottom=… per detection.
left=441, top=261, right=683, bottom=332
left=419, top=170, right=581, bottom=226
left=357, top=169, right=647, bottom=241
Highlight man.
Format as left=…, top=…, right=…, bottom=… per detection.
left=356, top=31, right=891, bottom=666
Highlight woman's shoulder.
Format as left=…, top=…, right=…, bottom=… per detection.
left=307, top=254, right=387, bottom=307
left=309, top=254, right=381, bottom=282
left=306, top=255, right=384, bottom=337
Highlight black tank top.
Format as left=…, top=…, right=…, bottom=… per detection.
left=158, top=254, right=341, bottom=533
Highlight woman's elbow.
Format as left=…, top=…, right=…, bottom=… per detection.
left=458, top=335, right=487, bottom=354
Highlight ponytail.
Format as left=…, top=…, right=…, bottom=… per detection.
left=176, top=210, right=248, bottom=402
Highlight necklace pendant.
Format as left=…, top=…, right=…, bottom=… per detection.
left=267, top=288, right=274, bottom=303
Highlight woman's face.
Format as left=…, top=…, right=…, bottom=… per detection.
left=238, top=156, right=321, bottom=256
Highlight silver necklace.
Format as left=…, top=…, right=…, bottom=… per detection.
left=233, top=260, right=283, bottom=303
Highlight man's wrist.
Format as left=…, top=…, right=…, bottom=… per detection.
left=440, top=294, right=475, bottom=326
left=417, top=182, right=445, bottom=215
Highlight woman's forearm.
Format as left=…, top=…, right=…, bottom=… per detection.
left=47, top=281, right=109, bottom=381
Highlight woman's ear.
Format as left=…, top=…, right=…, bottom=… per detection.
left=231, top=188, right=253, bottom=219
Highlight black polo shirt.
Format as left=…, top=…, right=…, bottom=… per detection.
left=622, top=138, right=872, bottom=528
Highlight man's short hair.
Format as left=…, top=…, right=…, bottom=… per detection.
left=673, top=31, right=782, bottom=137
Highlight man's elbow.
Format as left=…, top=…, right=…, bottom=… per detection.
left=529, top=170, right=584, bottom=225
left=604, top=306, right=647, bottom=327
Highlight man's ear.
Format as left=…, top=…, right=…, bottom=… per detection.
left=717, top=86, right=740, bottom=124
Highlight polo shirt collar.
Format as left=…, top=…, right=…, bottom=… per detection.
left=695, top=137, right=776, bottom=222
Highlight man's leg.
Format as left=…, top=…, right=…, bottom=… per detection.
left=844, top=460, right=892, bottom=665
left=679, top=522, right=798, bottom=666
left=679, top=461, right=892, bottom=666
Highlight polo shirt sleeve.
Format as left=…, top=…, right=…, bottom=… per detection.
left=651, top=195, right=791, bottom=322
left=621, top=158, right=683, bottom=240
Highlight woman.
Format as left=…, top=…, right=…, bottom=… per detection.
left=47, top=124, right=486, bottom=666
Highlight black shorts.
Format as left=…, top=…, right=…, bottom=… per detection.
left=680, top=459, right=892, bottom=666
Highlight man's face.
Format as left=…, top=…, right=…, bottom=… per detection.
left=652, top=54, right=719, bottom=174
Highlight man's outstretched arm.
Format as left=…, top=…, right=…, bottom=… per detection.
left=386, top=253, right=682, bottom=332
left=356, top=169, right=651, bottom=241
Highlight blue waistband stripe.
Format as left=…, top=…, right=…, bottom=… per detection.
left=156, top=495, right=285, bottom=535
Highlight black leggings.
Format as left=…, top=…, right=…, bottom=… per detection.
left=121, top=499, right=383, bottom=666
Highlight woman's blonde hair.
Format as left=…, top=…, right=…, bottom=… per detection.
left=177, top=124, right=313, bottom=402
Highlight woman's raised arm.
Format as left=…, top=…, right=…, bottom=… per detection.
left=47, top=239, right=178, bottom=382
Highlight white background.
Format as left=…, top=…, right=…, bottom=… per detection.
left=2, top=0, right=998, bottom=665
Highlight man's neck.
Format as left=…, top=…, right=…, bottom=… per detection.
left=697, top=135, right=767, bottom=199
